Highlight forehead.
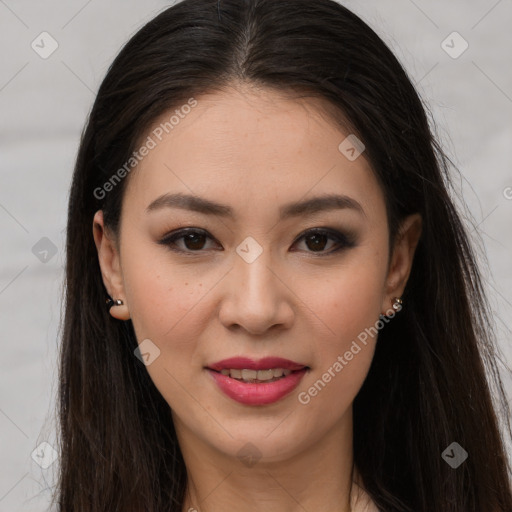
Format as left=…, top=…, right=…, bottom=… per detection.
left=122, top=85, right=385, bottom=223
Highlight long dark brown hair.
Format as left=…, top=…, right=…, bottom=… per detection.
left=53, top=0, right=512, bottom=510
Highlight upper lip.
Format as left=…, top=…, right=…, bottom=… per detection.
left=207, top=357, right=308, bottom=372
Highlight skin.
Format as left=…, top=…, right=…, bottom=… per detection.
left=93, top=82, right=422, bottom=512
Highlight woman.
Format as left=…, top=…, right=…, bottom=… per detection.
left=54, top=0, right=512, bottom=510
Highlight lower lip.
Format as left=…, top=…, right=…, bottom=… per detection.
left=207, top=368, right=307, bottom=405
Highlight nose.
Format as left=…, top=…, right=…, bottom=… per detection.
left=218, top=246, right=295, bottom=336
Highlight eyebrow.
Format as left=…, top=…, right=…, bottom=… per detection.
left=145, top=192, right=366, bottom=220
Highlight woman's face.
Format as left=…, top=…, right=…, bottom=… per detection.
left=94, top=83, right=421, bottom=464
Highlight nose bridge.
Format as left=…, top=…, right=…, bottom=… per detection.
left=219, top=235, right=292, bottom=333
left=234, top=235, right=278, bottom=303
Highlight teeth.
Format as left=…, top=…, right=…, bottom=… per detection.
left=218, top=368, right=295, bottom=382
left=256, top=369, right=274, bottom=381
left=230, top=369, right=242, bottom=379
left=241, top=369, right=258, bottom=380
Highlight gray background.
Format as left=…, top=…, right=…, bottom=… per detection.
left=0, top=0, right=511, bottom=510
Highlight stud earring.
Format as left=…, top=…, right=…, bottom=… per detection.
left=106, top=297, right=124, bottom=311
left=392, top=296, right=403, bottom=311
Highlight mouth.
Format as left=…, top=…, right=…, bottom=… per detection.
left=206, top=356, right=309, bottom=382
left=205, top=357, right=310, bottom=405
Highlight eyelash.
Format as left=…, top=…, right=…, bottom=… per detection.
left=157, top=227, right=356, bottom=256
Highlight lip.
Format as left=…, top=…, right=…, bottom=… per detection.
left=205, top=357, right=309, bottom=406
left=207, top=357, right=307, bottom=372
left=207, top=368, right=307, bottom=405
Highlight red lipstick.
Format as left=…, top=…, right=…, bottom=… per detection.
left=206, top=357, right=308, bottom=406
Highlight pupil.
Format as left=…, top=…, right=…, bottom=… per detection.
left=184, top=233, right=205, bottom=250
left=306, top=234, right=327, bottom=251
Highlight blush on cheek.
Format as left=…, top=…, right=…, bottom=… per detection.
left=311, top=288, right=381, bottom=350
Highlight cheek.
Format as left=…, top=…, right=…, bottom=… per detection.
left=121, top=237, right=210, bottom=341
left=120, top=249, right=212, bottom=408
left=293, top=251, right=386, bottom=413
left=296, top=289, right=380, bottom=429
left=295, top=253, right=386, bottom=352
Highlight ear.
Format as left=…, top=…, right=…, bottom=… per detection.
left=381, top=213, right=422, bottom=316
left=92, top=210, right=131, bottom=321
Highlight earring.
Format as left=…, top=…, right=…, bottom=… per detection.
left=392, top=296, right=403, bottom=311
left=106, top=297, right=124, bottom=311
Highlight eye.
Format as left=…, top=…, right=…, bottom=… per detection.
left=291, top=227, right=356, bottom=254
left=158, top=228, right=218, bottom=253
left=158, top=227, right=356, bottom=255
